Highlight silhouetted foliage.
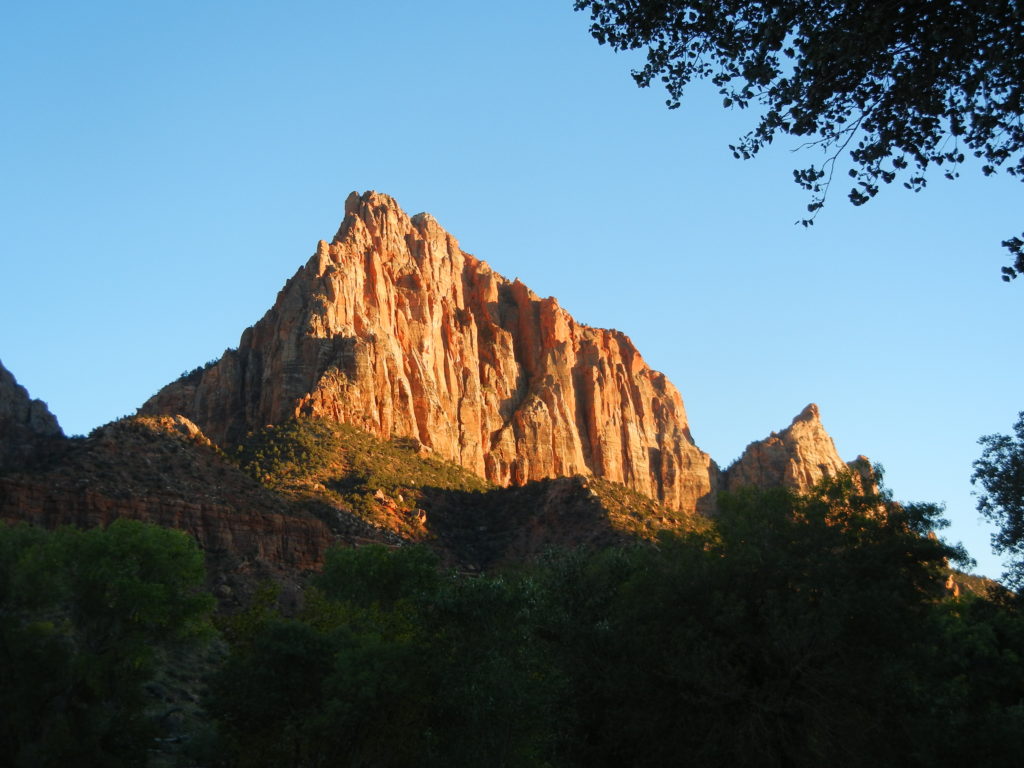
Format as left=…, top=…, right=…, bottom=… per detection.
left=536, top=477, right=969, bottom=766
left=974, top=412, right=1024, bottom=587
left=918, top=594, right=1024, bottom=766
left=574, top=0, right=1024, bottom=279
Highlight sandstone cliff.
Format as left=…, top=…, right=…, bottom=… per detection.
left=143, top=192, right=718, bottom=512
left=723, top=404, right=871, bottom=493
left=2, top=196, right=874, bottom=579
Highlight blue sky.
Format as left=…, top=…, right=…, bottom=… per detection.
left=3, top=1, right=1021, bottom=578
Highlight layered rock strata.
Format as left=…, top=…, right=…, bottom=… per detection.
left=0, top=415, right=407, bottom=602
left=143, top=192, right=718, bottom=512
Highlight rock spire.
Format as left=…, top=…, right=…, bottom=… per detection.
left=723, top=403, right=871, bottom=493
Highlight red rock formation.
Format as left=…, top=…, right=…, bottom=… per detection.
left=723, top=404, right=871, bottom=493
left=0, top=416, right=391, bottom=585
left=143, top=192, right=718, bottom=512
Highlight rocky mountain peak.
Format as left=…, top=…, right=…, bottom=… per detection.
left=142, top=191, right=718, bottom=512
left=141, top=191, right=866, bottom=513
left=793, top=402, right=821, bottom=423
left=0, top=360, right=61, bottom=437
left=723, top=403, right=867, bottom=494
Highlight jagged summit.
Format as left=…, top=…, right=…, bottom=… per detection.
left=793, top=402, right=821, bottom=423
left=0, top=359, right=62, bottom=438
left=141, top=191, right=866, bottom=513
left=723, top=403, right=866, bottom=494
left=141, top=190, right=716, bottom=511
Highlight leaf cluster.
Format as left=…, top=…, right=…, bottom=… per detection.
left=207, top=545, right=558, bottom=767
left=974, top=412, right=1024, bottom=587
left=575, top=0, right=1024, bottom=278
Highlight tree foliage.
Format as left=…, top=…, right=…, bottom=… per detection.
left=207, top=545, right=560, bottom=767
left=0, top=520, right=214, bottom=767
left=573, top=0, right=1024, bottom=279
left=535, top=478, right=970, bottom=766
left=974, top=412, right=1024, bottom=587
left=206, top=478, right=1024, bottom=766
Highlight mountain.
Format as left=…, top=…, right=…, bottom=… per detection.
left=2, top=192, right=871, bottom=579
left=143, top=192, right=867, bottom=513
left=143, top=191, right=727, bottom=510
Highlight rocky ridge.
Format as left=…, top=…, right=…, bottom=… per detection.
left=0, top=411, right=705, bottom=581
left=0, top=414, right=391, bottom=605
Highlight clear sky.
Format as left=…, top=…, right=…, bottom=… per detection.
left=3, top=1, right=1021, bottom=578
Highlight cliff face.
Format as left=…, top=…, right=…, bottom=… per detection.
left=143, top=192, right=718, bottom=512
left=723, top=404, right=871, bottom=494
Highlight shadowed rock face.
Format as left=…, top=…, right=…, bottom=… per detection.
left=723, top=404, right=871, bottom=494
left=0, top=359, right=62, bottom=471
left=142, top=191, right=719, bottom=512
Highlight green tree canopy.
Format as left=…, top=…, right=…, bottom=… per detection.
left=208, top=545, right=561, bottom=767
left=974, top=412, right=1024, bottom=588
left=536, top=477, right=970, bottom=766
left=0, top=520, right=214, bottom=767
left=205, top=479, right=1024, bottom=766
left=574, top=0, right=1024, bottom=279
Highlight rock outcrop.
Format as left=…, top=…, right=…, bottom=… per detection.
left=723, top=404, right=871, bottom=493
left=143, top=192, right=718, bottom=512
left=0, top=359, right=63, bottom=471
left=0, top=414, right=400, bottom=603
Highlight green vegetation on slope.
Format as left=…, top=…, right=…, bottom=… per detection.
left=232, top=419, right=490, bottom=537
left=228, top=418, right=703, bottom=560
left=234, top=419, right=489, bottom=495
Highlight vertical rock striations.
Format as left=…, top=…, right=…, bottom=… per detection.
left=142, top=192, right=718, bottom=512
